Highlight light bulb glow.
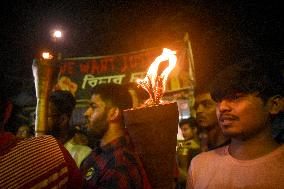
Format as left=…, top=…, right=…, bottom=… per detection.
left=53, top=30, right=62, bottom=38
left=42, top=52, right=53, bottom=59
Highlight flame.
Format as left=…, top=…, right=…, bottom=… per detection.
left=137, top=48, right=177, bottom=106
left=42, top=52, right=53, bottom=60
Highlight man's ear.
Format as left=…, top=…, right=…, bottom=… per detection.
left=108, top=107, right=120, bottom=121
left=267, top=95, right=284, bottom=115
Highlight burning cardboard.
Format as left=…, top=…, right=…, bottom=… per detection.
left=123, top=48, right=179, bottom=189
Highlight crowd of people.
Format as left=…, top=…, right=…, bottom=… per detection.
left=1, top=53, right=284, bottom=189
left=1, top=83, right=153, bottom=189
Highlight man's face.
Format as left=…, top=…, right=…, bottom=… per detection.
left=194, top=93, right=218, bottom=130
left=47, top=102, right=62, bottom=138
left=84, top=94, right=110, bottom=140
left=180, top=123, right=195, bottom=141
left=16, top=125, right=30, bottom=139
left=216, top=93, right=270, bottom=140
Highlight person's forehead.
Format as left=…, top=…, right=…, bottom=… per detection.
left=180, top=123, right=191, bottom=128
left=91, top=94, right=101, bottom=101
left=195, top=93, right=214, bottom=102
left=18, top=125, right=29, bottom=131
left=91, top=94, right=106, bottom=105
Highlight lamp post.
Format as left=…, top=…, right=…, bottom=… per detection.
left=32, top=28, right=64, bottom=136
left=32, top=52, right=60, bottom=136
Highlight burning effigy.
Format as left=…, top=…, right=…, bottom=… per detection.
left=123, top=48, right=179, bottom=189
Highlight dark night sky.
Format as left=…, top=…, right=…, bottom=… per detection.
left=0, top=0, right=283, bottom=101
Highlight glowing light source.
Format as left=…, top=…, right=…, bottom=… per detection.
left=42, top=52, right=53, bottom=60
left=53, top=30, right=62, bottom=38
left=137, top=48, right=177, bottom=106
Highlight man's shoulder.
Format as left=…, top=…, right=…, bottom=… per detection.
left=68, top=144, right=92, bottom=162
left=6, top=135, right=63, bottom=159
left=8, top=135, right=69, bottom=164
left=73, top=144, right=92, bottom=152
left=81, top=136, right=138, bottom=168
left=18, top=135, right=59, bottom=148
left=25, top=135, right=57, bottom=141
left=191, top=145, right=228, bottom=164
left=0, top=135, right=77, bottom=189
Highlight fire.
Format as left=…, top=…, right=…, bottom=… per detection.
left=42, top=52, right=53, bottom=60
left=137, top=48, right=177, bottom=106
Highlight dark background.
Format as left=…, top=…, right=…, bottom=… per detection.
left=1, top=0, right=283, bottom=103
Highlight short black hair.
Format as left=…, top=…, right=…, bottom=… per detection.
left=210, top=57, right=284, bottom=102
left=90, top=83, right=133, bottom=110
left=194, top=84, right=212, bottom=98
left=179, top=117, right=198, bottom=129
left=49, top=90, right=76, bottom=116
left=66, top=126, right=88, bottom=140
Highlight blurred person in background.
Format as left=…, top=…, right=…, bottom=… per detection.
left=16, top=122, right=33, bottom=139
left=0, top=93, right=82, bottom=188
left=48, top=90, right=76, bottom=144
left=48, top=90, right=92, bottom=168
left=194, top=86, right=229, bottom=151
left=64, top=126, right=92, bottom=167
left=176, top=117, right=201, bottom=189
left=179, top=117, right=201, bottom=149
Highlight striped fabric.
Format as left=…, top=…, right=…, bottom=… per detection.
left=0, top=135, right=69, bottom=189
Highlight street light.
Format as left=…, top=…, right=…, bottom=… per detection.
left=53, top=30, right=62, bottom=39
left=51, top=29, right=63, bottom=42
left=50, top=29, right=63, bottom=60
